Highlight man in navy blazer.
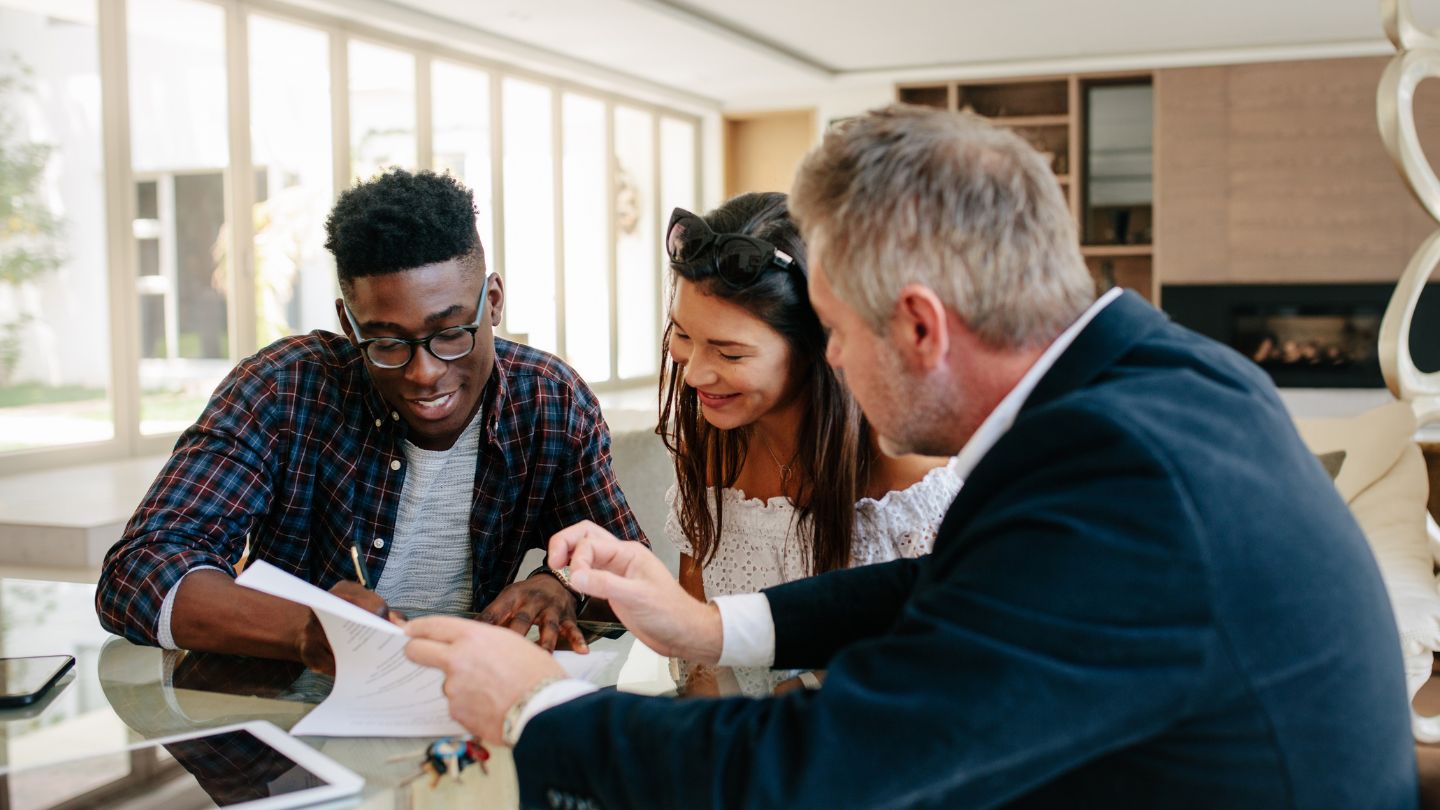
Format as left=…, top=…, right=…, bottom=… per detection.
left=406, top=105, right=1417, bottom=809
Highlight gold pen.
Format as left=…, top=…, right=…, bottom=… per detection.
left=349, top=543, right=370, bottom=588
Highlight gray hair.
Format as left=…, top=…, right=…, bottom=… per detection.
left=790, top=104, right=1095, bottom=349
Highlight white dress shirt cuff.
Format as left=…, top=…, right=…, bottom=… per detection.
left=511, top=679, right=599, bottom=744
left=714, top=592, right=776, bottom=668
left=157, top=566, right=223, bottom=650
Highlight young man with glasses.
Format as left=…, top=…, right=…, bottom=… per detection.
left=97, top=169, right=643, bottom=673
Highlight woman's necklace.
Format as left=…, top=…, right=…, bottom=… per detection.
left=759, top=435, right=798, bottom=489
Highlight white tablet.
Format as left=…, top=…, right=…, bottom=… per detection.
left=0, top=720, right=364, bottom=809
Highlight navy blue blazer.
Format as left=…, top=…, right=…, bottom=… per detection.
left=517, top=292, right=1416, bottom=809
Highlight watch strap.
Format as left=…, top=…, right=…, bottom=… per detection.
left=531, top=564, right=588, bottom=613
left=502, top=675, right=567, bottom=746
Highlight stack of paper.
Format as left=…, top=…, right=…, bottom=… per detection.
left=235, top=560, right=616, bottom=737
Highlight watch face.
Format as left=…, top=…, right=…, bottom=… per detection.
left=552, top=565, right=576, bottom=589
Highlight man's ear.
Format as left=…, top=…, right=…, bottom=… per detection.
left=485, top=273, right=505, bottom=328
left=891, top=283, right=949, bottom=372
left=335, top=298, right=354, bottom=340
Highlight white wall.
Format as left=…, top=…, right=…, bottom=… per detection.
left=724, top=81, right=894, bottom=145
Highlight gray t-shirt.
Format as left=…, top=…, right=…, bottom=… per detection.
left=374, top=412, right=480, bottom=614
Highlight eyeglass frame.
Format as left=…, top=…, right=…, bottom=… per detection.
left=341, top=274, right=491, bottom=369
left=665, top=207, right=797, bottom=290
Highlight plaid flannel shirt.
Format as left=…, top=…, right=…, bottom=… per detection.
left=97, top=333, right=644, bottom=647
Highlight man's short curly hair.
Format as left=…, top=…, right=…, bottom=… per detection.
left=324, top=169, right=484, bottom=286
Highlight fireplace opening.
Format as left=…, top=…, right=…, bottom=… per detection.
left=1162, top=284, right=1440, bottom=388
left=1234, top=310, right=1379, bottom=372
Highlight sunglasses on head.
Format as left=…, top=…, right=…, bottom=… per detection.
left=666, top=207, right=796, bottom=289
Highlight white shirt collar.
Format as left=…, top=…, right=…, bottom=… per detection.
left=950, top=287, right=1124, bottom=481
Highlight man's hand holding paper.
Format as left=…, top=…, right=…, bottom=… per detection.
left=405, top=616, right=567, bottom=743
left=235, top=560, right=615, bottom=738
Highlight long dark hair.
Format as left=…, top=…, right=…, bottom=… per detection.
left=658, top=192, right=875, bottom=576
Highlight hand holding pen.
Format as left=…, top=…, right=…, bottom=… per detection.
left=296, top=543, right=397, bottom=675
left=341, top=542, right=396, bottom=619
left=346, top=543, right=401, bottom=621
left=349, top=543, right=371, bottom=588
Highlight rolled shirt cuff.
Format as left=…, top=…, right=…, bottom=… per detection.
left=511, top=679, right=600, bottom=744
left=714, top=592, right=776, bottom=668
left=157, top=565, right=223, bottom=650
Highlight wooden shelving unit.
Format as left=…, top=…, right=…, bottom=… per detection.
left=898, top=73, right=1157, bottom=304
left=990, top=114, right=1070, bottom=127
left=1080, top=244, right=1153, bottom=257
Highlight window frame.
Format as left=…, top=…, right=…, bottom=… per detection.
left=0, top=0, right=707, bottom=475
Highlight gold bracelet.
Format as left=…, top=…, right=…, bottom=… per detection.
left=502, top=675, right=567, bottom=747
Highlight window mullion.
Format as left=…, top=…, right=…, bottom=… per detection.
left=416, top=53, right=433, bottom=170
left=489, top=70, right=510, bottom=339
left=651, top=111, right=663, bottom=378
left=225, top=0, right=257, bottom=359
left=330, top=29, right=350, bottom=207
left=605, top=103, right=619, bottom=385
left=99, top=0, right=141, bottom=456
left=551, top=86, right=566, bottom=365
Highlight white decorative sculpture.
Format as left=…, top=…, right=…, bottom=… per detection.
left=1377, top=0, right=1440, bottom=742
left=1380, top=0, right=1440, bottom=423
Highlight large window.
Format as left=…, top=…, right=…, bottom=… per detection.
left=501, top=77, right=558, bottom=355
left=561, top=93, right=611, bottom=382
left=349, top=40, right=415, bottom=181
left=614, top=106, right=659, bottom=380
left=431, top=60, right=493, bottom=263
left=0, top=0, right=705, bottom=472
left=249, top=14, right=336, bottom=340
left=0, top=2, right=112, bottom=453
left=659, top=116, right=699, bottom=316
left=129, top=0, right=231, bottom=435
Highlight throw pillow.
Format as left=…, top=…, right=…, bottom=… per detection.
left=1316, top=450, right=1347, bottom=480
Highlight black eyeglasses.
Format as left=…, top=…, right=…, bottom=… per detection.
left=343, top=275, right=489, bottom=369
left=666, top=208, right=796, bottom=289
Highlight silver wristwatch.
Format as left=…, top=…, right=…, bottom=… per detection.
left=534, top=564, right=588, bottom=613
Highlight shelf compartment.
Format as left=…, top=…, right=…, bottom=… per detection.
left=1080, top=244, right=1153, bottom=257
left=1085, top=254, right=1154, bottom=304
left=1008, top=125, right=1071, bottom=175
left=958, top=80, right=1068, bottom=118
left=897, top=84, right=950, bottom=110
left=988, top=114, right=1069, bottom=127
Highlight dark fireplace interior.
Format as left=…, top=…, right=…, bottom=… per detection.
left=1161, top=284, right=1440, bottom=388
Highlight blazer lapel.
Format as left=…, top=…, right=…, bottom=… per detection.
left=1022, top=290, right=1167, bottom=415
left=929, top=291, right=1169, bottom=550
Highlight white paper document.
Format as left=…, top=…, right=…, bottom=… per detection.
left=235, top=560, right=617, bottom=737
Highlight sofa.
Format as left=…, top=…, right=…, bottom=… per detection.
left=1295, top=400, right=1440, bottom=741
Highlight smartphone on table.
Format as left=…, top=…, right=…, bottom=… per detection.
left=0, top=655, right=75, bottom=708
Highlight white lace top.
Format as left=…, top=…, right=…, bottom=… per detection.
left=664, top=457, right=963, bottom=695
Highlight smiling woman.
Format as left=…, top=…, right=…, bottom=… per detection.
left=657, top=192, right=961, bottom=695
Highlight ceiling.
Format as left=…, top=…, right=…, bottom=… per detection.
left=383, top=0, right=1396, bottom=106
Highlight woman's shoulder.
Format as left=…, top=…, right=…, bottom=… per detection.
left=850, top=455, right=963, bottom=565
left=864, top=453, right=960, bottom=501
left=855, top=454, right=962, bottom=520
left=665, top=482, right=801, bottom=538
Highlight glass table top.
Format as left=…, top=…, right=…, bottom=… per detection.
left=0, top=573, right=676, bottom=809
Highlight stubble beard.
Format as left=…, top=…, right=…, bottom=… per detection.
left=867, top=342, right=960, bottom=458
